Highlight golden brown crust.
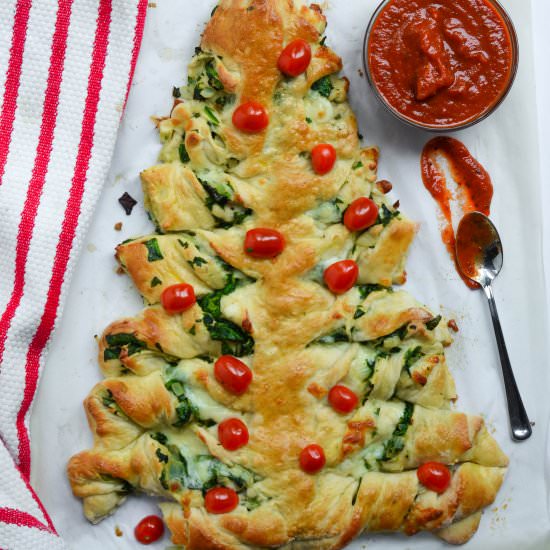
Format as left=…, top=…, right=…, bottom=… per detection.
left=68, top=0, right=507, bottom=547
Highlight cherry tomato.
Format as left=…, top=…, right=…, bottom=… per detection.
left=311, top=143, right=337, bottom=175
left=344, top=197, right=379, bottom=232
left=323, top=260, right=359, bottom=294
left=214, top=355, right=252, bottom=395
left=204, top=487, right=239, bottom=514
left=278, top=39, right=312, bottom=77
left=328, top=385, right=359, bottom=414
left=244, top=228, right=285, bottom=259
left=134, top=515, right=164, bottom=545
left=218, top=418, right=249, bottom=451
left=417, top=462, right=452, bottom=494
left=299, top=444, right=326, bottom=474
left=161, top=283, right=196, bottom=314
left=232, top=101, right=269, bottom=133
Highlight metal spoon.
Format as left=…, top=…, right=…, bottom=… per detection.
left=456, top=212, right=532, bottom=441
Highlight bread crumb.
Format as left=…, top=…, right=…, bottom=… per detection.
left=116, top=266, right=125, bottom=275
left=376, top=179, right=392, bottom=194
left=114, top=222, right=122, bottom=231
left=115, top=525, right=123, bottom=537
left=447, top=319, right=459, bottom=332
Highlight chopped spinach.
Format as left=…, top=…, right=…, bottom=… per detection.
left=403, top=346, right=424, bottom=375
left=352, top=161, right=363, bottom=170
left=172, top=86, right=181, bottom=98
left=311, top=75, right=333, bottom=98
left=204, top=105, right=220, bottom=125
left=198, top=177, right=252, bottom=228
left=425, top=315, right=442, bottom=331
left=103, top=348, right=119, bottom=361
left=315, top=328, right=349, bottom=345
left=156, top=448, right=169, bottom=463
left=354, top=306, right=366, bottom=320
left=101, top=390, right=127, bottom=418
left=151, top=276, right=162, bottom=288
left=178, top=142, right=190, bottom=163
left=193, top=86, right=206, bottom=101
left=150, top=432, right=168, bottom=445
left=161, top=444, right=259, bottom=495
left=381, top=402, right=414, bottom=461
left=358, top=284, right=390, bottom=300
left=199, top=178, right=232, bottom=207
left=205, top=60, right=223, bottom=90
left=375, top=204, right=399, bottom=227
left=104, top=332, right=147, bottom=361
left=198, top=275, right=254, bottom=356
left=102, top=390, right=116, bottom=409
left=165, top=379, right=199, bottom=427
left=198, top=274, right=237, bottom=318
left=188, top=256, right=208, bottom=268
left=215, top=93, right=235, bottom=108
left=245, top=496, right=262, bottom=511
left=372, top=323, right=409, bottom=348
left=144, top=238, right=164, bottom=262
left=351, top=477, right=362, bottom=505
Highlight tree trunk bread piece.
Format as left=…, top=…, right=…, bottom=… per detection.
left=67, top=1, right=508, bottom=547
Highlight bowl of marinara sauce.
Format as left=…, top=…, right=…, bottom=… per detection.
left=364, top=0, right=518, bottom=131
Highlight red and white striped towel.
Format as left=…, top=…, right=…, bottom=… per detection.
left=0, top=0, right=147, bottom=547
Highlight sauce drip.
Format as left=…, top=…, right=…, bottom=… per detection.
left=421, top=137, right=493, bottom=289
left=368, top=0, right=514, bottom=128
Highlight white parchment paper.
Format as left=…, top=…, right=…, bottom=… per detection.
left=30, top=1, right=550, bottom=548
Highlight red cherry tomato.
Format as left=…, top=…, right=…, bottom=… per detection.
left=344, top=197, right=379, bottom=232
left=214, top=355, right=253, bottom=395
left=311, top=143, right=337, bottom=175
left=244, top=228, right=285, bottom=259
left=204, top=487, right=239, bottom=514
left=417, top=462, right=452, bottom=494
left=299, top=444, right=326, bottom=474
left=161, top=283, right=196, bottom=314
left=232, top=101, right=269, bottom=133
left=323, top=260, right=359, bottom=294
left=218, top=418, right=249, bottom=451
left=134, top=515, right=164, bottom=545
left=278, top=39, right=312, bottom=77
left=328, top=385, right=359, bottom=414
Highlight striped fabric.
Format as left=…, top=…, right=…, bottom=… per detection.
left=0, top=0, right=147, bottom=547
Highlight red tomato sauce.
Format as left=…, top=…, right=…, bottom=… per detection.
left=368, top=0, right=514, bottom=127
left=421, top=137, right=493, bottom=288
left=455, top=215, right=495, bottom=281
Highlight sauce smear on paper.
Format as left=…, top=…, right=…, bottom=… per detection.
left=421, top=137, right=493, bottom=288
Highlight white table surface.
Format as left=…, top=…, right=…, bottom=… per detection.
left=29, top=0, right=550, bottom=547
left=533, top=0, right=550, bottom=320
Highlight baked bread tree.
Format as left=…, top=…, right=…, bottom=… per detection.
left=68, top=1, right=508, bottom=547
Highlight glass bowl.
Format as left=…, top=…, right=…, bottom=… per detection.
left=362, top=0, right=519, bottom=132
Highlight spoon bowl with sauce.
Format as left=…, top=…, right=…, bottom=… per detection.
left=456, top=212, right=532, bottom=441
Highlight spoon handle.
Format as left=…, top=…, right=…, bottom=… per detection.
left=482, top=283, right=532, bottom=441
